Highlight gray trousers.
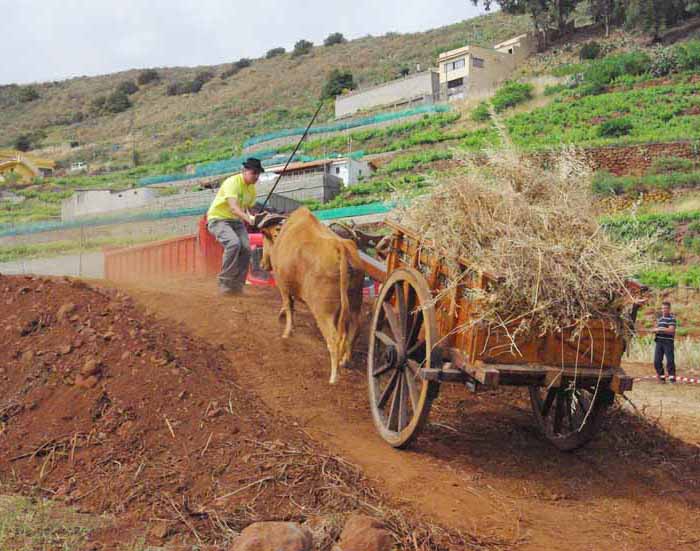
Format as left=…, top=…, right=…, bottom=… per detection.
left=207, top=219, right=251, bottom=290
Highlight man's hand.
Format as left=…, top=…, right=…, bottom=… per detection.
left=247, top=213, right=255, bottom=226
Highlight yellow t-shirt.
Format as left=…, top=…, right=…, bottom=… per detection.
left=207, top=173, right=257, bottom=221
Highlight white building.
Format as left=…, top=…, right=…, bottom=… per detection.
left=267, top=157, right=375, bottom=187
left=61, top=188, right=157, bottom=220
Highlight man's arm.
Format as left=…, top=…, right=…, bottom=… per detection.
left=227, top=198, right=254, bottom=224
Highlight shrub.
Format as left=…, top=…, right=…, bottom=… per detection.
left=674, top=40, right=700, bottom=71
left=324, top=32, right=346, bottom=46
left=220, top=59, right=251, bottom=79
left=104, top=90, right=131, bottom=113
left=137, top=69, right=160, bottom=85
left=266, top=47, right=285, bottom=59
left=650, top=156, right=695, bottom=174
left=194, top=70, right=214, bottom=85
left=471, top=102, right=491, bottom=122
left=292, top=39, right=313, bottom=57
left=592, top=171, right=625, bottom=194
left=597, top=118, right=633, bottom=138
left=579, top=41, right=602, bottom=60
left=14, top=135, right=32, bottom=151
left=491, top=81, right=533, bottom=112
left=649, top=47, right=679, bottom=77
left=543, top=83, right=567, bottom=96
left=116, top=80, right=138, bottom=95
left=18, top=86, right=40, bottom=103
left=581, top=51, right=651, bottom=94
left=321, top=69, right=356, bottom=99
left=166, top=80, right=203, bottom=96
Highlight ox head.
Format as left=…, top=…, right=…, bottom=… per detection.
left=255, top=212, right=287, bottom=271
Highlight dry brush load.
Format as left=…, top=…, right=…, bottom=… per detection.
left=393, top=146, right=646, bottom=341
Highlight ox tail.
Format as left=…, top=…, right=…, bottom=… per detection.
left=338, top=243, right=350, bottom=340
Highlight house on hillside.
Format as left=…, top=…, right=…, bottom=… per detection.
left=334, top=70, right=441, bottom=119
left=266, top=157, right=375, bottom=186
left=0, top=149, right=56, bottom=183
left=333, top=32, right=536, bottom=114
left=61, top=188, right=157, bottom=220
left=438, top=33, right=536, bottom=101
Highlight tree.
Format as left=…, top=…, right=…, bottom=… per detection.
left=104, top=90, right=131, bottom=113
left=321, top=69, right=356, bottom=99
left=266, top=47, right=286, bottom=58
left=590, top=0, right=617, bottom=36
left=137, top=69, right=160, bottom=85
left=117, top=80, right=139, bottom=95
left=292, top=39, right=314, bottom=57
left=324, top=32, right=346, bottom=46
left=399, top=66, right=410, bottom=77
left=470, top=0, right=581, bottom=44
left=624, top=0, right=688, bottom=38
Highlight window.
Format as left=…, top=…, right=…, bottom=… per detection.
left=444, top=58, right=465, bottom=73
left=508, top=48, right=513, bottom=54
left=447, top=77, right=463, bottom=89
left=472, top=57, right=485, bottom=68
left=335, top=167, right=340, bottom=174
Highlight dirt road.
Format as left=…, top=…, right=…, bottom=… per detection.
left=119, top=277, right=700, bottom=551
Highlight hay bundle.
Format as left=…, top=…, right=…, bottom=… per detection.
left=393, top=146, right=644, bottom=339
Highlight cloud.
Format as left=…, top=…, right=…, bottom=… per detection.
left=0, top=0, right=487, bottom=84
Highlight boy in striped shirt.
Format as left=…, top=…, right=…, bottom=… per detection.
left=653, top=301, right=677, bottom=383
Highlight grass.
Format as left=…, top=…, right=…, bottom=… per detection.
left=636, top=266, right=700, bottom=289
left=0, top=233, right=173, bottom=263
left=626, top=336, right=700, bottom=372
left=0, top=495, right=103, bottom=551
left=592, top=170, right=700, bottom=195
left=505, top=81, right=700, bottom=148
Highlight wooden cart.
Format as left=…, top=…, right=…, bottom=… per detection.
left=360, top=221, right=639, bottom=450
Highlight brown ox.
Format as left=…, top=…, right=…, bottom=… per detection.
left=259, top=208, right=365, bottom=384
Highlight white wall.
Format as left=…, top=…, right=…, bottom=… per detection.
left=329, top=159, right=374, bottom=186
left=62, top=188, right=157, bottom=220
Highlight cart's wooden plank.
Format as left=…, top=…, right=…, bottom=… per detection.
left=359, top=251, right=387, bottom=283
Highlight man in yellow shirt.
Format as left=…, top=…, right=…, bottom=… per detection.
left=207, top=157, right=263, bottom=294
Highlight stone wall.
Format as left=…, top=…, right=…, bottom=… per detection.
left=533, top=141, right=700, bottom=176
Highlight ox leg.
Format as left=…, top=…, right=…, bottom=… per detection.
left=316, top=315, right=340, bottom=384
left=341, top=310, right=361, bottom=369
left=277, top=286, right=294, bottom=339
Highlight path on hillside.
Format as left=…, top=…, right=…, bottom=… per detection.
left=119, top=278, right=700, bottom=551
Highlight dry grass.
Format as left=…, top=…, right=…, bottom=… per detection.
left=626, top=336, right=700, bottom=374
left=393, top=140, right=647, bottom=341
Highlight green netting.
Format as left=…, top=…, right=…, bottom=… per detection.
left=243, top=104, right=452, bottom=148
left=0, top=201, right=391, bottom=238
left=138, top=150, right=366, bottom=187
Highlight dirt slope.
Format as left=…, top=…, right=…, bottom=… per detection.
left=118, top=276, right=700, bottom=551
left=0, top=274, right=494, bottom=550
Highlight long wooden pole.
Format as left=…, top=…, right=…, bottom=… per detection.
left=260, top=99, right=325, bottom=210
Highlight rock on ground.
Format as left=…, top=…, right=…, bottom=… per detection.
left=334, top=514, right=394, bottom=551
left=230, top=522, right=312, bottom=551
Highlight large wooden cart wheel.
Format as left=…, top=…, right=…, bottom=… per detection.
left=529, top=385, right=614, bottom=451
left=368, top=268, right=440, bottom=448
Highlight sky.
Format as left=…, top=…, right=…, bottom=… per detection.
left=0, top=0, right=489, bottom=85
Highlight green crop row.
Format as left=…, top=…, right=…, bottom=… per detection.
left=592, top=170, right=700, bottom=195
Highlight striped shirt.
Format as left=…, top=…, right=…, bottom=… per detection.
left=656, top=314, right=676, bottom=342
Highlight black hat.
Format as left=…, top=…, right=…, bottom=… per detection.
left=242, top=157, right=264, bottom=173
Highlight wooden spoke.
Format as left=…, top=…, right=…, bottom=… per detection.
left=387, top=373, right=402, bottom=431
left=565, top=395, right=575, bottom=431
left=372, top=362, right=393, bottom=378
left=394, top=282, right=408, bottom=340
left=407, top=338, right=426, bottom=358
left=377, top=370, right=399, bottom=410
left=375, top=330, right=397, bottom=349
left=541, top=388, right=557, bottom=418
left=406, top=358, right=421, bottom=376
left=382, top=302, right=404, bottom=350
left=398, top=374, right=409, bottom=430
left=405, top=367, right=420, bottom=412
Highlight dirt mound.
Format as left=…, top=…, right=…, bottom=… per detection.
left=0, top=275, right=485, bottom=550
